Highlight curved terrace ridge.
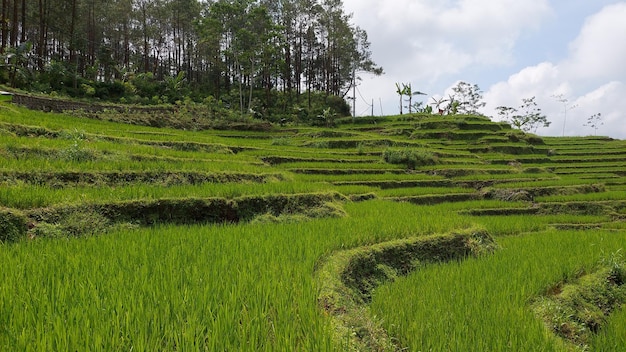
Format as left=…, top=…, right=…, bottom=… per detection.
left=314, top=228, right=497, bottom=351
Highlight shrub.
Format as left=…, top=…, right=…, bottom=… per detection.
left=60, top=139, right=97, bottom=162
left=60, top=210, right=111, bottom=237
left=0, top=208, right=28, bottom=243
left=28, top=222, right=65, bottom=239
left=382, top=149, right=438, bottom=169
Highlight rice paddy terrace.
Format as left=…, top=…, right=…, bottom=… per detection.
left=1, top=100, right=626, bottom=351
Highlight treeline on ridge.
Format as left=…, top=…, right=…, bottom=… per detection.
left=0, top=0, right=381, bottom=122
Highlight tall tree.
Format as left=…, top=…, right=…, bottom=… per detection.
left=0, top=0, right=380, bottom=120
left=500, top=96, right=550, bottom=133
left=450, top=81, right=485, bottom=115
left=1, top=0, right=9, bottom=52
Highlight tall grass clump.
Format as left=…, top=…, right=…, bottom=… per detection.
left=0, top=207, right=28, bottom=243
left=382, top=148, right=438, bottom=169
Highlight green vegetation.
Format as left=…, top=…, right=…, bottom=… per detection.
left=371, top=230, right=626, bottom=351
left=533, top=256, right=625, bottom=349
left=382, top=148, right=439, bottom=169
left=1, top=100, right=626, bottom=351
left=0, top=0, right=380, bottom=123
left=316, top=227, right=497, bottom=350
left=0, top=207, right=27, bottom=243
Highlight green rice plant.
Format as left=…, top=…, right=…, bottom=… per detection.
left=250, top=148, right=382, bottom=161
left=443, top=199, right=529, bottom=211
left=279, top=161, right=394, bottom=171
left=377, top=186, right=473, bottom=198
left=537, top=191, right=626, bottom=203
left=331, top=185, right=379, bottom=196
left=270, top=137, right=293, bottom=146
left=609, top=185, right=626, bottom=192
left=0, top=156, right=275, bottom=174
left=452, top=173, right=558, bottom=183
left=295, top=172, right=445, bottom=183
left=490, top=177, right=601, bottom=189
left=370, top=229, right=626, bottom=351
left=531, top=257, right=626, bottom=349
left=476, top=214, right=610, bottom=236
left=0, top=182, right=341, bottom=209
left=316, top=227, right=497, bottom=350
left=4, top=93, right=626, bottom=350
left=420, top=163, right=514, bottom=171
left=0, top=200, right=473, bottom=351
left=589, top=308, right=626, bottom=349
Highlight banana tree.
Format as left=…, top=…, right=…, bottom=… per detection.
left=396, top=82, right=426, bottom=114
left=395, top=83, right=405, bottom=115
left=403, top=83, right=426, bottom=114
left=430, top=96, right=449, bottom=115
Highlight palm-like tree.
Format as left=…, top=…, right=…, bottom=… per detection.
left=395, top=83, right=404, bottom=115
left=403, top=83, right=427, bottom=114
left=430, top=96, right=449, bottom=115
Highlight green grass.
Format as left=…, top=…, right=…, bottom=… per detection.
left=1, top=102, right=626, bottom=351
left=0, top=182, right=345, bottom=209
left=0, top=223, right=333, bottom=351
left=378, top=186, right=473, bottom=198
left=537, top=190, right=626, bottom=203
left=490, top=177, right=604, bottom=188
left=294, top=172, right=446, bottom=183
left=0, top=201, right=473, bottom=351
left=371, top=230, right=626, bottom=351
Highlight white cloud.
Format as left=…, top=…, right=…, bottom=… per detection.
left=348, top=0, right=551, bottom=75
left=564, top=2, right=626, bottom=82
left=344, top=0, right=552, bottom=116
left=345, top=1, right=626, bottom=139
left=485, top=2, right=626, bottom=139
left=572, top=82, right=626, bottom=138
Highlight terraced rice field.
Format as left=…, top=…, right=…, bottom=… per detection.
left=1, top=101, right=625, bottom=351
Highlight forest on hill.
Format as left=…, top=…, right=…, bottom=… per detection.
left=0, top=0, right=381, bottom=120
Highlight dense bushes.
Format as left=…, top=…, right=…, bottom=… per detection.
left=0, top=208, right=28, bottom=243
left=382, top=149, right=439, bottom=169
left=6, top=60, right=351, bottom=126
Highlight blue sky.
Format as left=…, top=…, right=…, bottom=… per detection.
left=343, top=0, right=626, bottom=139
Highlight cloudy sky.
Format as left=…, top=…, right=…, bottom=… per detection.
left=342, top=0, right=626, bottom=139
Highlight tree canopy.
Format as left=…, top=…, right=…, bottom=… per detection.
left=0, top=0, right=381, bottom=120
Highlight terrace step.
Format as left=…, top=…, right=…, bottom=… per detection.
left=260, top=155, right=376, bottom=165
left=289, top=168, right=407, bottom=175
left=387, top=193, right=479, bottom=205
left=0, top=122, right=257, bottom=154
left=332, top=179, right=454, bottom=189
left=26, top=192, right=348, bottom=232
left=0, top=170, right=281, bottom=186
left=463, top=200, right=626, bottom=217
left=315, top=228, right=497, bottom=351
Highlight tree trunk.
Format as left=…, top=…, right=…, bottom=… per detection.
left=141, top=3, right=149, bottom=73
left=37, top=0, right=46, bottom=69
left=11, top=0, right=18, bottom=46
left=20, top=0, right=25, bottom=43
left=1, top=0, right=8, bottom=52
left=69, top=0, right=78, bottom=89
